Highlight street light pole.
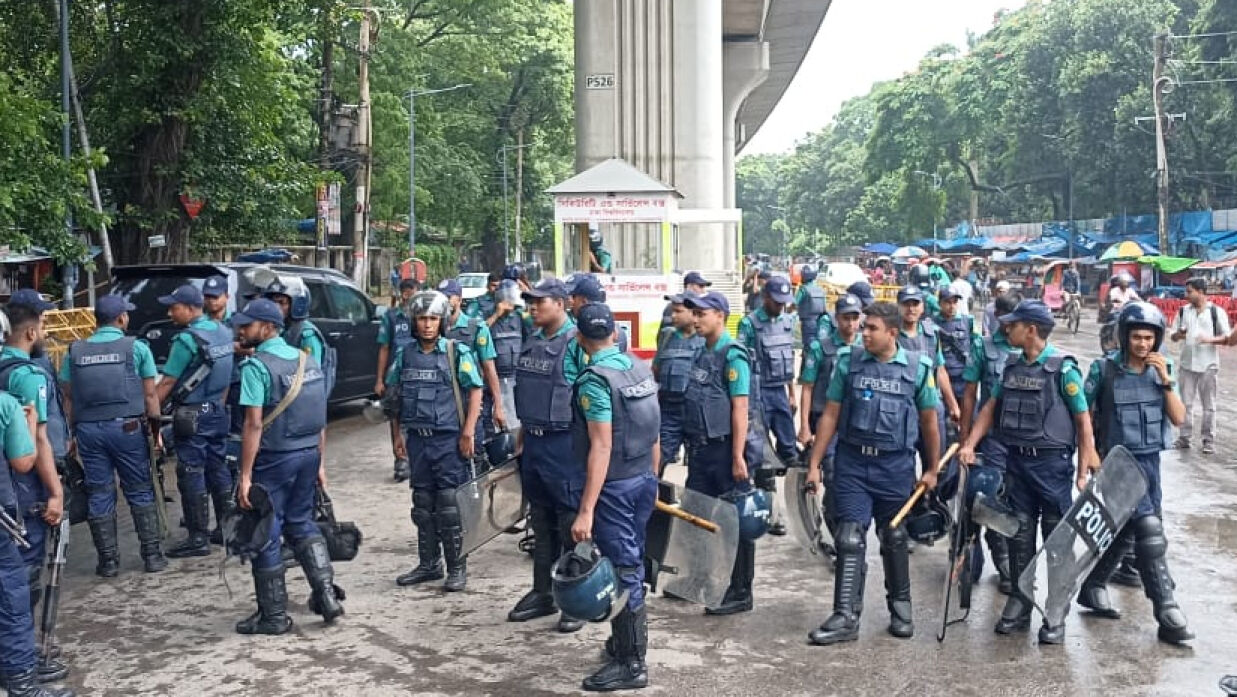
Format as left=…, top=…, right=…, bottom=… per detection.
left=497, top=142, right=535, bottom=264
left=407, top=83, right=470, bottom=261
left=913, top=170, right=942, bottom=253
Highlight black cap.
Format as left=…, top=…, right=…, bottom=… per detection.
left=95, top=295, right=135, bottom=322
left=575, top=302, right=615, bottom=340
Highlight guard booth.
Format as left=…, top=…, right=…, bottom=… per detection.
left=547, top=158, right=742, bottom=356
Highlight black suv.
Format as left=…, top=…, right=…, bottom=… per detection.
left=109, top=263, right=382, bottom=403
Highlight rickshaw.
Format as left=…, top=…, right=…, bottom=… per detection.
left=1039, top=259, right=1082, bottom=334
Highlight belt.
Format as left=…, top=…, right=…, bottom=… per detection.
left=1010, top=446, right=1069, bottom=457
left=406, top=428, right=457, bottom=438
left=840, top=442, right=907, bottom=459
left=523, top=426, right=568, bottom=437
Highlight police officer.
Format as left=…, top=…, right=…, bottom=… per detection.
left=263, top=278, right=327, bottom=367
left=793, top=264, right=832, bottom=351
left=959, top=292, right=1022, bottom=594
left=202, top=275, right=231, bottom=323
left=156, top=284, right=235, bottom=559
left=738, top=275, right=798, bottom=466
left=59, top=296, right=165, bottom=577
left=588, top=228, right=614, bottom=274
left=897, top=285, right=961, bottom=425
left=1077, top=302, right=1193, bottom=644
left=569, top=302, right=659, bottom=692
left=796, top=294, right=863, bottom=536
left=936, top=286, right=976, bottom=411
left=376, top=278, right=418, bottom=482
left=390, top=292, right=483, bottom=593
left=958, top=299, right=1100, bottom=644
left=568, top=275, right=628, bottom=354
left=908, top=264, right=940, bottom=316
left=681, top=291, right=764, bottom=615
left=464, top=272, right=502, bottom=320
left=438, top=279, right=506, bottom=440
left=0, top=295, right=71, bottom=684
left=658, top=271, right=711, bottom=331
left=233, top=298, right=343, bottom=634
left=508, top=279, right=587, bottom=633
left=477, top=279, right=525, bottom=435
left=846, top=281, right=876, bottom=310
left=652, top=294, right=703, bottom=471
left=804, top=301, right=940, bottom=645
left=0, top=388, right=74, bottom=697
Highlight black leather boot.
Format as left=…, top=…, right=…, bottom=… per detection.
left=995, top=514, right=1035, bottom=635
left=166, top=492, right=211, bottom=558
left=880, top=523, right=913, bottom=638
left=3, top=668, right=75, bottom=697
left=208, top=489, right=235, bottom=546
left=1078, top=525, right=1134, bottom=619
left=397, top=490, right=443, bottom=586
left=583, top=605, right=649, bottom=692
left=235, top=565, right=293, bottom=635
left=1132, top=516, right=1194, bottom=645
left=705, top=540, right=755, bottom=616
left=508, top=505, right=562, bottom=622
left=87, top=515, right=119, bottom=578
left=131, top=504, right=168, bottom=573
left=437, top=490, right=467, bottom=592
left=1110, top=552, right=1142, bottom=587
left=296, top=536, right=344, bottom=623
left=809, top=522, right=865, bottom=645
left=984, top=528, right=1013, bottom=595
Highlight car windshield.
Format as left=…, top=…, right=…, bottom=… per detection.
left=458, top=274, right=488, bottom=288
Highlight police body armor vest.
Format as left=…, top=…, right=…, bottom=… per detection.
left=798, top=284, right=827, bottom=349
left=683, top=343, right=764, bottom=443
left=1094, top=357, right=1170, bottom=455
left=809, top=335, right=844, bottom=418
left=490, top=311, right=524, bottom=377
left=252, top=352, right=327, bottom=452
left=837, top=349, right=921, bottom=453
left=937, top=315, right=974, bottom=389
left=447, top=316, right=481, bottom=352
left=571, top=362, right=660, bottom=481
left=0, top=357, right=70, bottom=460
left=750, top=312, right=796, bottom=386
left=655, top=328, right=702, bottom=398
left=68, top=337, right=145, bottom=422
left=387, top=310, right=414, bottom=351
left=286, top=319, right=337, bottom=398
left=514, top=327, right=578, bottom=431
left=996, top=354, right=1076, bottom=449
left=979, top=337, right=1020, bottom=410
left=473, top=294, right=497, bottom=321
left=399, top=344, right=461, bottom=431
left=183, top=321, right=236, bottom=404
left=897, top=320, right=940, bottom=359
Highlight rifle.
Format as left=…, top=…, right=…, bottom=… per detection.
left=0, top=506, right=30, bottom=548
left=39, top=517, right=70, bottom=662
left=145, top=422, right=169, bottom=538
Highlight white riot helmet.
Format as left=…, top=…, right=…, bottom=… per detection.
left=407, top=291, right=451, bottom=322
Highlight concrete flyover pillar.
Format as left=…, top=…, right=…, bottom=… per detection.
left=723, top=40, right=770, bottom=268
left=573, top=0, right=618, bottom=170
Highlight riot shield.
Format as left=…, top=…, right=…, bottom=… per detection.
left=648, top=486, right=740, bottom=607
left=783, top=466, right=834, bottom=560
left=456, top=458, right=525, bottom=556
left=1017, top=446, right=1147, bottom=629
left=937, top=463, right=972, bottom=641
left=498, top=377, right=520, bottom=433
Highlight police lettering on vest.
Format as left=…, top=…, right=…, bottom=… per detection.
left=252, top=353, right=327, bottom=452
left=837, top=349, right=921, bottom=454
left=571, top=363, right=660, bottom=480
left=399, top=346, right=462, bottom=431
left=514, top=329, right=577, bottom=431
left=68, top=338, right=145, bottom=422
left=996, top=354, right=1077, bottom=449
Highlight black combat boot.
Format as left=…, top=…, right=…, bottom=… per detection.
left=1077, top=525, right=1134, bottom=620
left=1110, top=552, right=1141, bottom=587
left=3, top=668, right=75, bottom=697
left=235, top=565, right=293, bottom=635
left=296, top=536, right=345, bottom=623
left=437, top=490, right=467, bottom=592
left=166, top=492, right=211, bottom=558
left=87, top=515, right=119, bottom=578
left=583, top=605, right=649, bottom=692
left=1036, top=514, right=1066, bottom=645
left=705, top=540, right=755, bottom=616
left=984, top=529, right=1013, bottom=595
left=1132, top=516, right=1194, bottom=645
left=508, top=505, right=560, bottom=621
left=880, top=524, right=914, bottom=638
left=397, top=490, right=443, bottom=586
left=809, top=522, right=865, bottom=645
left=208, top=489, right=235, bottom=546
left=995, top=514, right=1035, bottom=635
left=131, top=504, right=168, bottom=573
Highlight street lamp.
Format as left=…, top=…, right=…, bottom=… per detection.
left=913, top=170, right=942, bottom=253
left=498, top=141, right=536, bottom=264
left=408, top=83, right=470, bottom=259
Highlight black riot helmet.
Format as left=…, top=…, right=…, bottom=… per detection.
left=1117, top=301, right=1166, bottom=353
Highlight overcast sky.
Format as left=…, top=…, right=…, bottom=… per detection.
left=743, top=0, right=1029, bottom=155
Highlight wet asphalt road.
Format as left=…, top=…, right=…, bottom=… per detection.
left=48, top=316, right=1237, bottom=696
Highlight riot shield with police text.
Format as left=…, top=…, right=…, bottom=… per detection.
left=1017, top=446, right=1147, bottom=629
left=783, top=466, right=833, bottom=560
left=456, top=457, right=525, bottom=556
left=648, top=486, right=739, bottom=607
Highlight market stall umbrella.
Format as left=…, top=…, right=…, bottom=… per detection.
left=1137, top=255, right=1199, bottom=274
left=892, top=245, right=928, bottom=261
left=1099, top=240, right=1156, bottom=261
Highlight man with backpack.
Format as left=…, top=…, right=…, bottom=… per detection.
left=1171, top=277, right=1229, bottom=454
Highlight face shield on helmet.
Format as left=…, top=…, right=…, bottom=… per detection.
left=909, top=264, right=932, bottom=287
left=266, top=275, right=310, bottom=320
left=1117, top=301, right=1166, bottom=353
left=800, top=264, right=818, bottom=283
left=495, top=279, right=523, bottom=308
left=407, top=291, right=451, bottom=322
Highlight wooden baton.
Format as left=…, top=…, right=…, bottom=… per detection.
left=889, top=443, right=960, bottom=529
left=655, top=500, right=720, bottom=533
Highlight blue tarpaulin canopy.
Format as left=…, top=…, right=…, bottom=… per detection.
left=861, top=242, right=897, bottom=254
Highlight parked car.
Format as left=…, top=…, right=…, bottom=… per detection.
left=457, top=272, right=490, bottom=301
left=108, top=263, right=383, bottom=403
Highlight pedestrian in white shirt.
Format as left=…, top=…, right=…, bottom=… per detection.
left=1109, top=272, right=1140, bottom=310
left=1172, top=277, right=1230, bottom=454
left=949, top=276, right=974, bottom=316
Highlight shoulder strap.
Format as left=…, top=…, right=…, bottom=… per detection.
left=0, top=357, right=34, bottom=385
left=446, top=339, right=464, bottom=426
left=262, top=352, right=307, bottom=431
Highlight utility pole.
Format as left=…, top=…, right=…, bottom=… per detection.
left=913, top=170, right=942, bottom=253
left=1153, top=33, right=1172, bottom=255
left=59, top=0, right=74, bottom=308
left=497, top=140, right=533, bottom=264
left=514, top=128, right=525, bottom=263
left=351, top=2, right=372, bottom=285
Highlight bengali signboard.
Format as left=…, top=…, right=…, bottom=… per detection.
left=554, top=194, right=676, bottom=224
